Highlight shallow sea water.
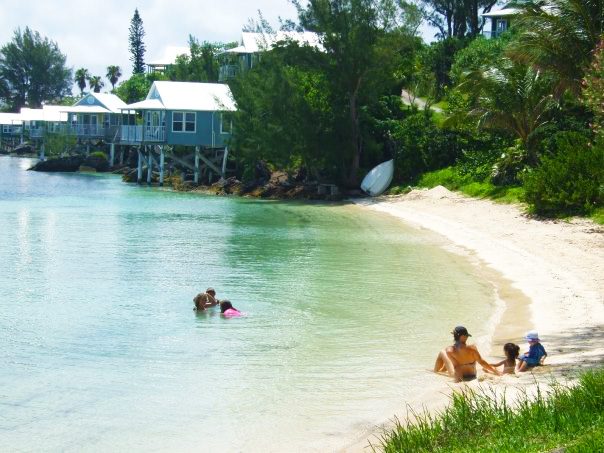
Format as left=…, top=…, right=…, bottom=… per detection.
left=0, top=156, right=498, bottom=452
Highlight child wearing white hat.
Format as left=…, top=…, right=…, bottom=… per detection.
left=517, top=330, right=547, bottom=372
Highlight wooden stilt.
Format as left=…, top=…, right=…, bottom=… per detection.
left=147, top=146, right=153, bottom=184
left=119, top=146, right=124, bottom=165
left=39, top=142, right=45, bottom=161
left=194, top=146, right=200, bottom=184
left=137, top=147, right=143, bottom=184
left=159, top=146, right=165, bottom=186
left=86, top=144, right=90, bottom=156
left=110, top=143, right=115, bottom=167
left=221, top=147, right=228, bottom=178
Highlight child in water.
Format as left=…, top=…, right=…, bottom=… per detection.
left=517, top=330, right=547, bottom=372
left=220, top=300, right=241, bottom=317
left=490, top=343, right=520, bottom=375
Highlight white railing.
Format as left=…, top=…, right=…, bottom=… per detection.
left=120, top=125, right=143, bottom=143
left=144, top=126, right=166, bottom=142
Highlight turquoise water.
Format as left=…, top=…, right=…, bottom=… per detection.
left=0, top=156, right=497, bottom=451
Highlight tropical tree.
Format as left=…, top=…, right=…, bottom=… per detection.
left=507, top=0, right=604, bottom=96
left=75, top=68, right=90, bottom=95
left=106, top=65, right=122, bottom=90
left=453, top=59, right=558, bottom=164
left=293, top=0, right=404, bottom=185
left=0, top=27, right=72, bottom=110
left=89, top=76, right=104, bottom=93
left=129, top=8, right=146, bottom=74
left=419, top=0, right=498, bottom=39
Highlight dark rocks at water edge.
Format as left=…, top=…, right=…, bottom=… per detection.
left=29, top=156, right=110, bottom=172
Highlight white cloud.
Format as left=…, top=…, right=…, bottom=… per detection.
left=0, top=0, right=298, bottom=93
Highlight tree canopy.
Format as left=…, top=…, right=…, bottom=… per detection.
left=0, top=27, right=72, bottom=111
left=129, top=8, right=146, bottom=74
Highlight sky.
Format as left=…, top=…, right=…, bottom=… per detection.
left=0, top=0, right=437, bottom=94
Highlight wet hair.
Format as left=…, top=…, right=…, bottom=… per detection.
left=220, top=300, right=233, bottom=313
left=452, top=326, right=470, bottom=342
left=504, top=343, right=520, bottom=360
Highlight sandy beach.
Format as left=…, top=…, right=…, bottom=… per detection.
left=344, top=186, right=604, bottom=452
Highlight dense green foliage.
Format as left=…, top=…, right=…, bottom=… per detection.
left=0, top=27, right=72, bottom=110
left=75, top=68, right=89, bottom=95
left=165, top=36, right=223, bottom=82
left=582, top=38, right=604, bottom=140
left=523, top=132, right=604, bottom=216
left=381, top=367, right=604, bottom=452
left=115, top=72, right=166, bottom=104
left=129, top=8, right=146, bottom=75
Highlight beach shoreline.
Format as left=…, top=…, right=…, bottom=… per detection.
left=342, top=186, right=604, bottom=452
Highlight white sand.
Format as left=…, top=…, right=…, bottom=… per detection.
left=341, top=187, right=604, bottom=452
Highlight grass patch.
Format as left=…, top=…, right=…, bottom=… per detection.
left=378, top=367, right=604, bottom=452
left=411, top=167, right=524, bottom=204
left=590, top=207, right=604, bottom=225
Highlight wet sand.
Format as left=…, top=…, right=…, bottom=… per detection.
left=342, top=186, right=604, bottom=452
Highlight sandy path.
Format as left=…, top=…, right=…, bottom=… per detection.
left=341, top=187, right=604, bottom=451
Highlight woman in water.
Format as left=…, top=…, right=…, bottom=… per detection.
left=220, top=300, right=241, bottom=317
left=434, top=326, right=501, bottom=381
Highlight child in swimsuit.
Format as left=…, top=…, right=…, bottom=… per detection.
left=220, top=300, right=241, bottom=317
left=490, top=343, right=520, bottom=375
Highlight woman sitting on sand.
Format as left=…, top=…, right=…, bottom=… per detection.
left=434, top=326, right=501, bottom=381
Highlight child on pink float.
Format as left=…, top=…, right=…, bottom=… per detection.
left=220, top=300, right=241, bottom=317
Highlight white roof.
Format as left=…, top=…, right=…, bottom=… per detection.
left=72, top=93, right=127, bottom=114
left=60, top=105, right=112, bottom=114
left=482, top=7, right=520, bottom=17
left=147, top=46, right=190, bottom=66
left=19, top=107, right=45, bottom=121
left=126, top=81, right=236, bottom=112
left=0, top=112, right=23, bottom=125
left=224, top=31, right=322, bottom=54
left=42, top=105, right=69, bottom=122
left=123, top=99, right=165, bottom=110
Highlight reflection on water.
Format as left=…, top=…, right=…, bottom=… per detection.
left=0, top=156, right=496, bottom=451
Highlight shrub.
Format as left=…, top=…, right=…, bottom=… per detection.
left=89, top=150, right=107, bottom=160
left=523, top=132, right=604, bottom=215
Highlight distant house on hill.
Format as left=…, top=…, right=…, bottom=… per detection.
left=482, top=2, right=555, bottom=39
left=147, top=46, right=190, bottom=74
left=219, top=31, right=321, bottom=81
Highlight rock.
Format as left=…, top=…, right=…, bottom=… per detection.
left=82, top=155, right=109, bottom=172
left=29, top=156, right=84, bottom=172
left=78, top=165, right=97, bottom=172
left=14, top=144, right=33, bottom=154
left=254, top=160, right=271, bottom=183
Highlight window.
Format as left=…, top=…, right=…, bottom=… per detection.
left=220, top=113, right=232, bottom=134
left=172, top=111, right=196, bottom=132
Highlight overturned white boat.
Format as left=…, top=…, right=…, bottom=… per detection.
left=360, top=159, right=394, bottom=196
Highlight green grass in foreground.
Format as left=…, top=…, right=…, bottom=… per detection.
left=377, top=367, right=604, bottom=452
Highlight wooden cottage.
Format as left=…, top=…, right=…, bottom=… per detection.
left=122, top=80, right=236, bottom=185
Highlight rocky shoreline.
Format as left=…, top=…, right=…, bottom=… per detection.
left=27, top=154, right=356, bottom=201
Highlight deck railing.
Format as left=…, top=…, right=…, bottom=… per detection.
left=120, top=125, right=143, bottom=143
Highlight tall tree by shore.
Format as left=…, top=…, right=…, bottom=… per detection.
left=75, top=68, right=90, bottom=95
left=129, top=8, right=146, bottom=74
left=106, top=65, right=122, bottom=90
left=0, top=27, right=72, bottom=111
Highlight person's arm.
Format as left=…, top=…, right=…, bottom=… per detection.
left=472, top=346, right=502, bottom=376
left=489, top=359, right=505, bottom=367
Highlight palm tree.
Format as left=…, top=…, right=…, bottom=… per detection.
left=507, top=0, right=604, bottom=96
left=106, top=65, right=122, bottom=90
left=89, top=76, right=104, bottom=93
left=454, top=59, right=558, bottom=164
left=75, top=68, right=90, bottom=95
